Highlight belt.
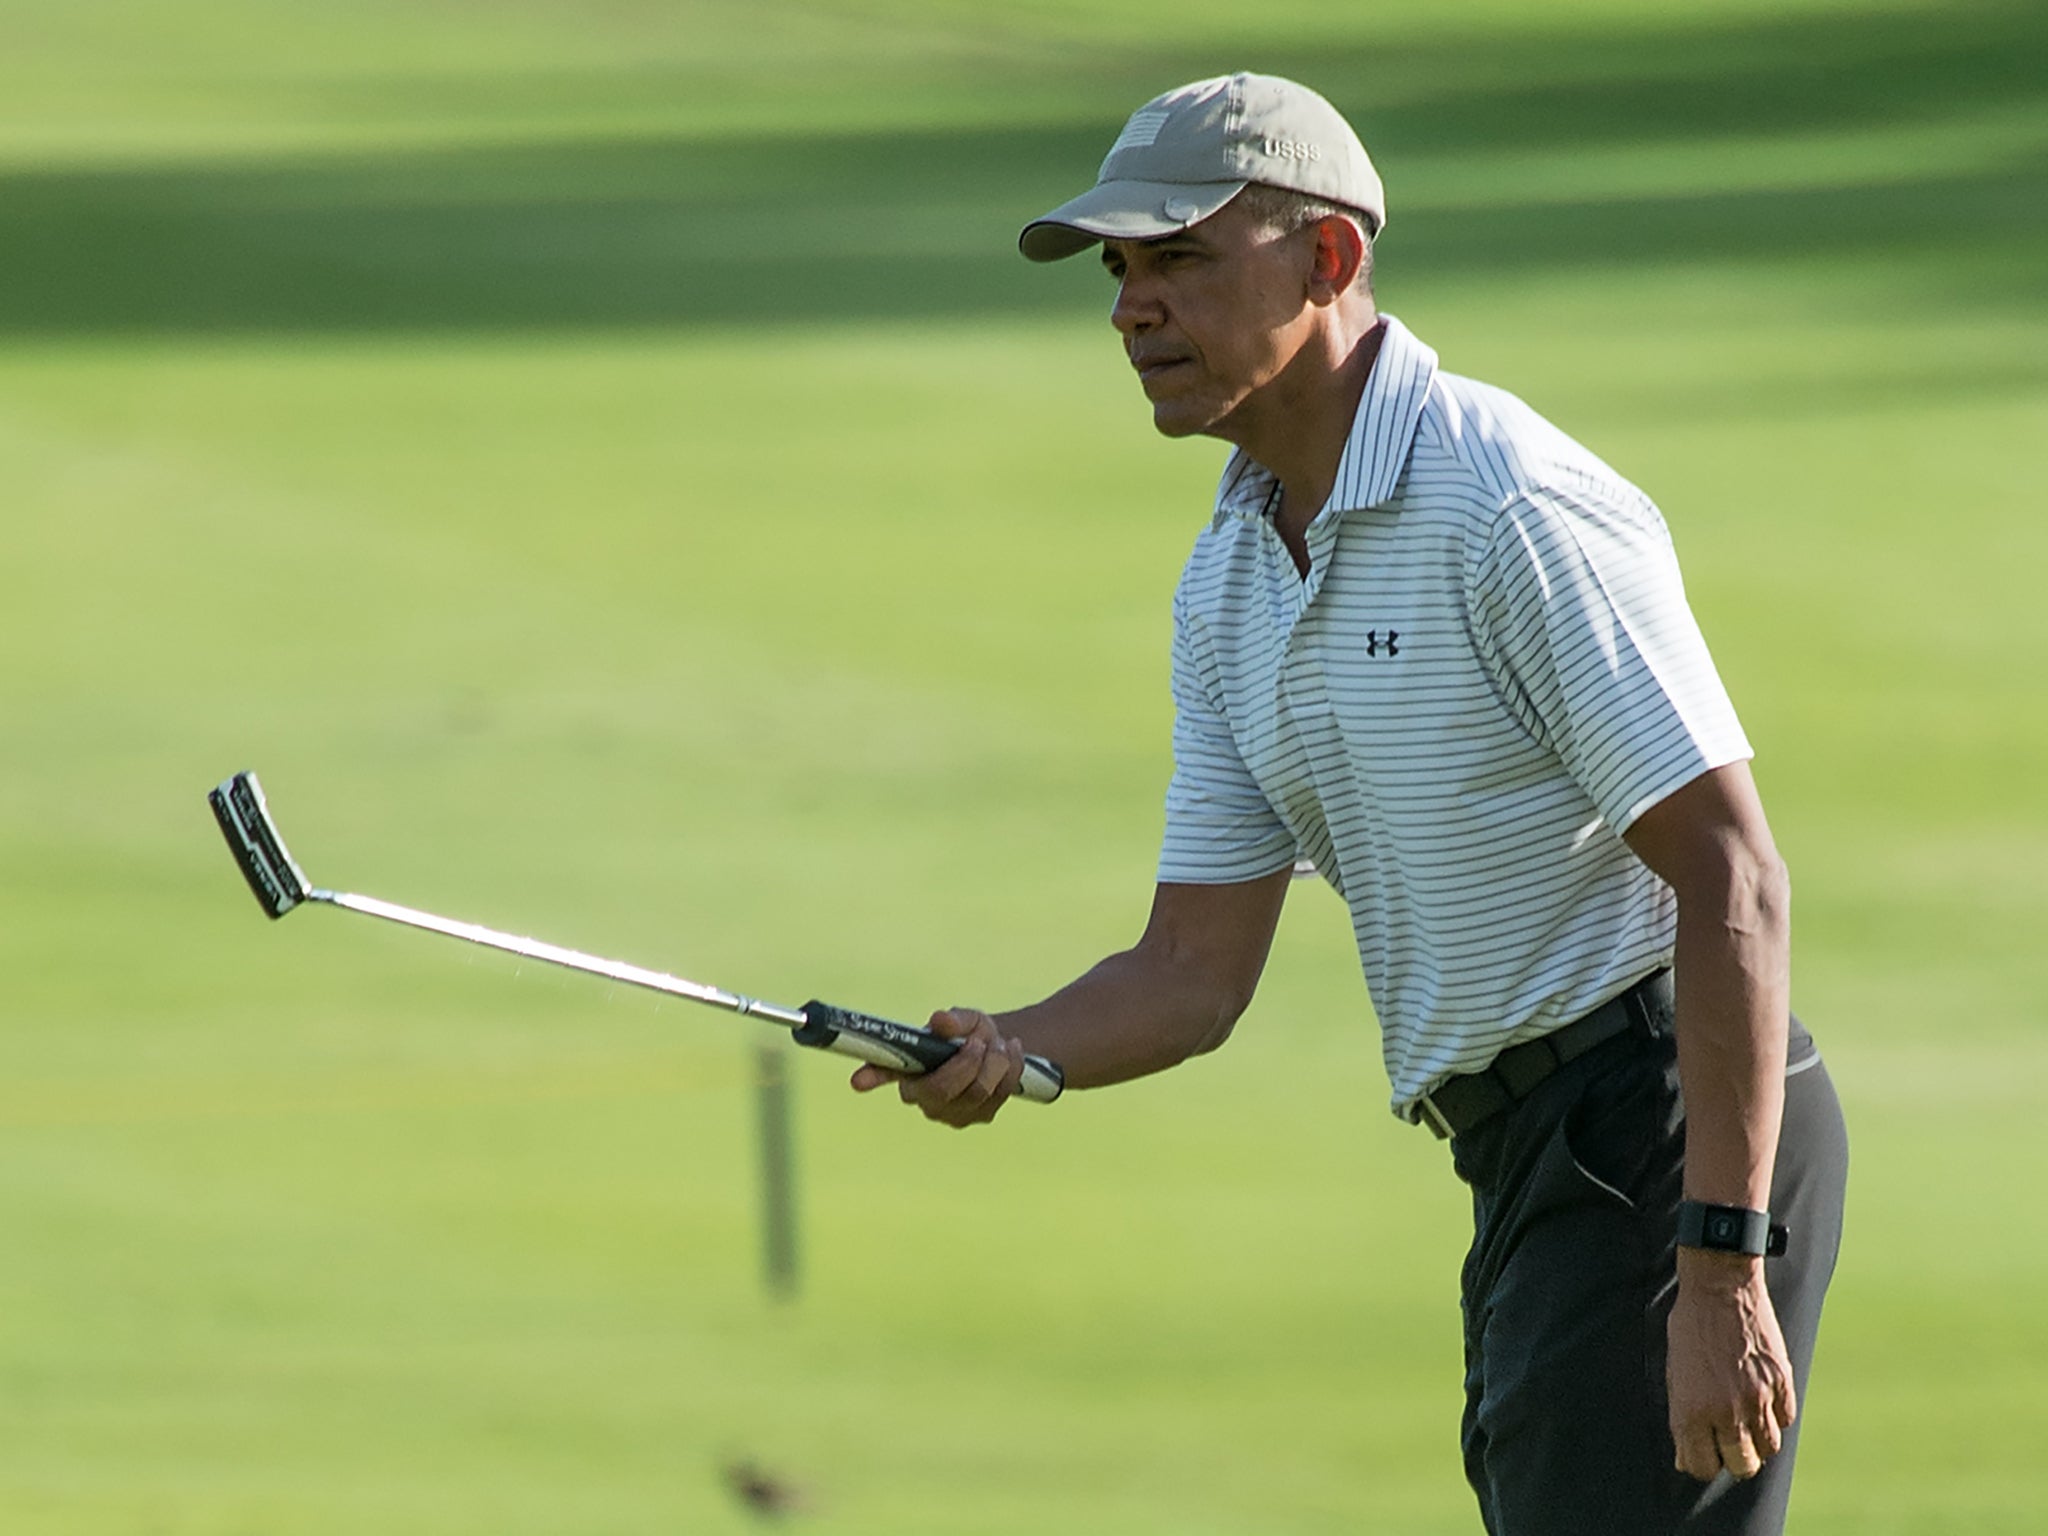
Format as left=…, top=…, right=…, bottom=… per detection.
left=1413, top=970, right=1673, bottom=1140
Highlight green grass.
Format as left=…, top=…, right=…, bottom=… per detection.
left=2, top=2, right=2045, bottom=1531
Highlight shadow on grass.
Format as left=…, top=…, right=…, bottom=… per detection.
left=2, top=2, right=2043, bottom=338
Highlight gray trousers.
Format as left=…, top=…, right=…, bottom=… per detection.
left=1451, top=1006, right=1849, bottom=1535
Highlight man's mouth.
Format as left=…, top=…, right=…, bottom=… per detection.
left=1133, top=355, right=1190, bottom=385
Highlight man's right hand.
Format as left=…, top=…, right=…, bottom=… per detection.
left=849, top=1007, right=1025, bottom=1127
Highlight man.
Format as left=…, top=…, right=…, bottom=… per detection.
left=851, top=73, right=1848, bottom=1535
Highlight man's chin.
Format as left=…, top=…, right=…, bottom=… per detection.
left=1148, top=402, right=1216, bottom=439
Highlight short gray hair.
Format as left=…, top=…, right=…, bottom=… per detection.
left=1231, top=183, right=1377, bottom=292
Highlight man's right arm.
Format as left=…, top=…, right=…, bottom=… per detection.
left=850, top=870, right=1292, bottom=1127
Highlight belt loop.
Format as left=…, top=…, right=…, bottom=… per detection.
left=1416, top=1096, right=1454, bottom=1140
left=1629, top=968, right=1672, bottom=1038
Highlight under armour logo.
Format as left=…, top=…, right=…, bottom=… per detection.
left=1365, top=629, right=1400, bottom=657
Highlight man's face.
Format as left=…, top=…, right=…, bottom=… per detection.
left=1101, top=198, right=1317, bottom=441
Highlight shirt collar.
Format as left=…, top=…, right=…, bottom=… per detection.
left=1212, top=313, right=1440, bottom=530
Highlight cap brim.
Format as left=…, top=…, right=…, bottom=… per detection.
left=1018, top=179, right=1247, bottom=262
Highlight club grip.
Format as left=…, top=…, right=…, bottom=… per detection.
left=796, top=1000, right=1064, bottom=1104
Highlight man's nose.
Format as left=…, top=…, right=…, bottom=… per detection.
left=1110, top=274, right=1160, bottom=337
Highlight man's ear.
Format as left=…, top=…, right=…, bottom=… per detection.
left=1307, top=216, right=1368, bottom=303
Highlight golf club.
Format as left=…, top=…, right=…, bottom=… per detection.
left=206, top=770, right=1064, bottom=1103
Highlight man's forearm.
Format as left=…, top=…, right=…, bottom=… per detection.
left=987, top=872, right=1291, bottom=1092
left=863, top=874, right=1288, bottom=1126
left=1671, top=843, right=1792, bottom=1214
left=995, top=945, right=1251, bottom=1090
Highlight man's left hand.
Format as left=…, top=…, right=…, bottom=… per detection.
left=1667, top=1248, right=1798, bottom=1481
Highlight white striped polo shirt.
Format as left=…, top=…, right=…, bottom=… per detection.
left=1158, top=315, right=1752, bottom=1117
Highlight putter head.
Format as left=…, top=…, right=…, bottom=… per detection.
left=208, top=770, right=313, bottom=918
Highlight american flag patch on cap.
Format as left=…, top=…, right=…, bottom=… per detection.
left=1108, top=109, right=1172, bottom=156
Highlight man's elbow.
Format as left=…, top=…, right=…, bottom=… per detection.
left=1727, top=839, right=1791, bottom=943
left=1186, top=990, right=1253, bottom=1058
left=1760, top=849, right=1791, bottom=932
left=1649, top=815, right=1789, bottom=939
left=1167, top=968, right=1259, bottom=1061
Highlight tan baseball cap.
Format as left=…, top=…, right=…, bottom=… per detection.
left=1019, top=72, right=1384, bottom=263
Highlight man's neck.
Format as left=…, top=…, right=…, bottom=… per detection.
left=1235, top=313, right=1385, bottom=555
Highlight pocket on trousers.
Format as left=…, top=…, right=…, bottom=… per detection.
left=1556, top=1113, right=1637, bottom=1210
left=1556, top=1052, right=1674, bottom=1212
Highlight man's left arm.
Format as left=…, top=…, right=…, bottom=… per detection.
left=1623, top=760, right=1798, bottom=1483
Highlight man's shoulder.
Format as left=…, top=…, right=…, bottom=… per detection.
left=1411, top=366, right=1644, bottom=517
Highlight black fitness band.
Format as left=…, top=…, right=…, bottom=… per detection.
left=1677, top=1200, right=1789, bottom=1258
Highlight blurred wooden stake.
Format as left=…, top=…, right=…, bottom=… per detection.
left=755, top=1039, right=799, bottom=1302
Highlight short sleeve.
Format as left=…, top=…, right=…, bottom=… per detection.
left=1157, top=595, right=1299, bottom=883
left=1470, top=482, right=1752, bottom=833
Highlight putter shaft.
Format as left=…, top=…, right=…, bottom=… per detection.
left=318, top=888, right=810, bottom=1028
